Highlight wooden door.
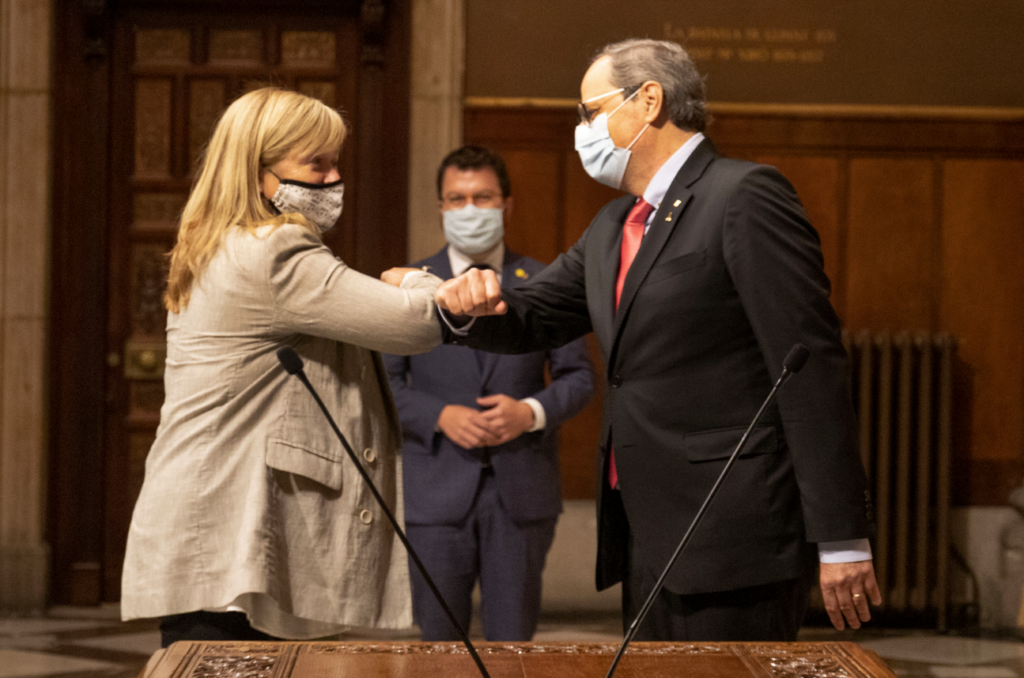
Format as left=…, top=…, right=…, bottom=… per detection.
left=49, top=0, right=410, bottom=604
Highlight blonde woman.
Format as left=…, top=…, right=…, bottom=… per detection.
left=121, top=87, right=442, bottom=645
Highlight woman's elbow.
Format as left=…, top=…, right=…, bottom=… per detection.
left=390, top=320, right=442, bottom=356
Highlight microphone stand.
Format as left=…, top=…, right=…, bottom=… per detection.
left=605, top=344, right=810, bottom=678
left=276, top=347, right=491, bottom=678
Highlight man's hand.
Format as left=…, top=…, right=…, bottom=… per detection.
left=819, top=560, right=882, bottom=630
left=477, top=394, right=535, bottom=444
left=438, top=405, right=499, bottom=449
left=381, top=267, right=420, bottom=286
left=435, top=267, right=507, bottom=316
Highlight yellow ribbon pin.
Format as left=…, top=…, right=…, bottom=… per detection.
left=515, top=268, right=529, bottom=279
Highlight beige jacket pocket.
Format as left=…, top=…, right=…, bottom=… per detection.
left=266, top=438, right=344, bottom=490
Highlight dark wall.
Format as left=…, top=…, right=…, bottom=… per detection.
left=466, top=0, right=1024, bottom=108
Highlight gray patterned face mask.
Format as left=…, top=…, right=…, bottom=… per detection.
left=269, top=174, right=345, bottom=233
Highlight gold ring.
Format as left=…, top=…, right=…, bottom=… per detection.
left=853, top=594, right=862, bottom=598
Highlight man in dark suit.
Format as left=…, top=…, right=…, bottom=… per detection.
left=383, top=146, right=595, bottom=641
left=433, top=40, right=881, bottom=641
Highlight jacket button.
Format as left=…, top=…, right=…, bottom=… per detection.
left=359, top=509, right=373, bottom=524
left=610, top=375, right=623, bottom=388
left=363, top=447, right=376, bottom=463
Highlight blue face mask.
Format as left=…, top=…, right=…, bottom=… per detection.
left=442, top=204, right=505, bottom=255
left=574, top=88, right=650, bottom=190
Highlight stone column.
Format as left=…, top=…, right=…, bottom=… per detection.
left=407, top=0, right=464, bottom=262
left=0, top=0, right=52, bottom=613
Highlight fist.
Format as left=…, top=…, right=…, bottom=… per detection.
left=435, top=267, right=507, bottom=316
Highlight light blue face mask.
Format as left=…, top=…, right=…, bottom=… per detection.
left=574, top=87, right=650, bottom=190
left=442, top=204, right=505, bottom=255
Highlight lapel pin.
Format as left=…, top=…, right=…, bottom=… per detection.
left=515, top=268, right=529, bottom=279
left=665, top=212, right=674, bottom=221
left=673, top=199, right=681, bottom=207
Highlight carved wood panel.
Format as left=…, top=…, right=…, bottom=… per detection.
left=51, top=0, right=410, bottom=605
left=141, top=641, right=898, bottom=678
left=100, top=6, right=364, bottom=603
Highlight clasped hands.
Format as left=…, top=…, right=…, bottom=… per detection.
left=438, top=396, right=534, bottom=449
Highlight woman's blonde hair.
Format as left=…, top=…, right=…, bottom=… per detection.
left=164, top=86, right=347, bottom=312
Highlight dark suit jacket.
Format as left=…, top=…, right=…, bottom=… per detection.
left=384, top=247, right=595, bottom=526
left=443, top=139, right=873, bottom=595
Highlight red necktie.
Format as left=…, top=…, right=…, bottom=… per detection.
left=609, top=198, right=655, bottom=489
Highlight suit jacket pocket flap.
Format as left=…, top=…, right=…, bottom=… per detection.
left=645, top=249, right=707, bottom=286
left=684, top=425, right=777, bottom=463
left=267, top=438, right=343, bottom=490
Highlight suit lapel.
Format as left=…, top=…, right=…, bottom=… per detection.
left=611, top=138, right=719, bottom=343
left=592, top=196, right=636, bottom=351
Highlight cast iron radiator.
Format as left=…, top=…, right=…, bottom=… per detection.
left=825, top=329, right=957, bottom=629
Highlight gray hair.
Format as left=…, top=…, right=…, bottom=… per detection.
left=593, top=39, right=710, bottom=133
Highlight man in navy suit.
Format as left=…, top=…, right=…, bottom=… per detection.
left=433, top=41, right=881, bottom=641
left=382, top=146, right=595, bottom=641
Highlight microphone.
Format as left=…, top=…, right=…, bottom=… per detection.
left=605, top=343, right=810, bottom=678
left=783, top=343, right=810, bottom=376
left=275, top=346, right=491, bottom=678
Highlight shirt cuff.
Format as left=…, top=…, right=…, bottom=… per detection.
left=521, top=397, right=546, bottom=432
left=400, top=270, right=420, bottom=286
left=437, top=305, right=475, bottom=336
left=818, top=539, right=873, bottom=563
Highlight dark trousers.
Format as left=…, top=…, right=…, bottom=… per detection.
left=622, top=522, right=812, bottom=641
left=406, top=467, right=557, bottom=641
left=159, top=611, right=278, bottom=648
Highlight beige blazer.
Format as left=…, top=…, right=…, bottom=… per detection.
left=121, top=223, right=442, bottom=638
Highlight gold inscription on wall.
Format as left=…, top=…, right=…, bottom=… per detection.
left=664, top=22, right=836, bottom=64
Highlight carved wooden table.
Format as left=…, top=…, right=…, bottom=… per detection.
left=140, top=641, right=897, bottom=678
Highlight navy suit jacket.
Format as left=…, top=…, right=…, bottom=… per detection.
left=383, top=247, right=595, bottom=526
left=443, top=139, right=873, bottom=595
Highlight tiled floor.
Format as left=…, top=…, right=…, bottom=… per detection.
left=0, top=606, right=1021, bottom=678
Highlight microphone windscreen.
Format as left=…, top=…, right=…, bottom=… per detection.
left=783, top=343, right=810, bottom=374
left=276, top=346, right=305, bottom=375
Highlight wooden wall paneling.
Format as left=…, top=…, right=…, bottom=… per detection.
left=845, top=158, right=936, bottom=331
left=710, top=114, right=1024, bottom=156
left=502, top=150, right=563, bottom=264
left=466, top=106, right=1024, bottom=505
left=465, top=106, right=577, bottom=150
left=941, top=159, right=1024, bottom=504
left=754, top=156, right=845, bottom=319
left=562, top=151, right=625, bottom=246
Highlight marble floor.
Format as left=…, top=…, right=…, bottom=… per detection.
left=0, top=606, right=1020, bottom=678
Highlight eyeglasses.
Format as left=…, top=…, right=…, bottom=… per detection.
left=576, top=85, right=640, bottom=125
